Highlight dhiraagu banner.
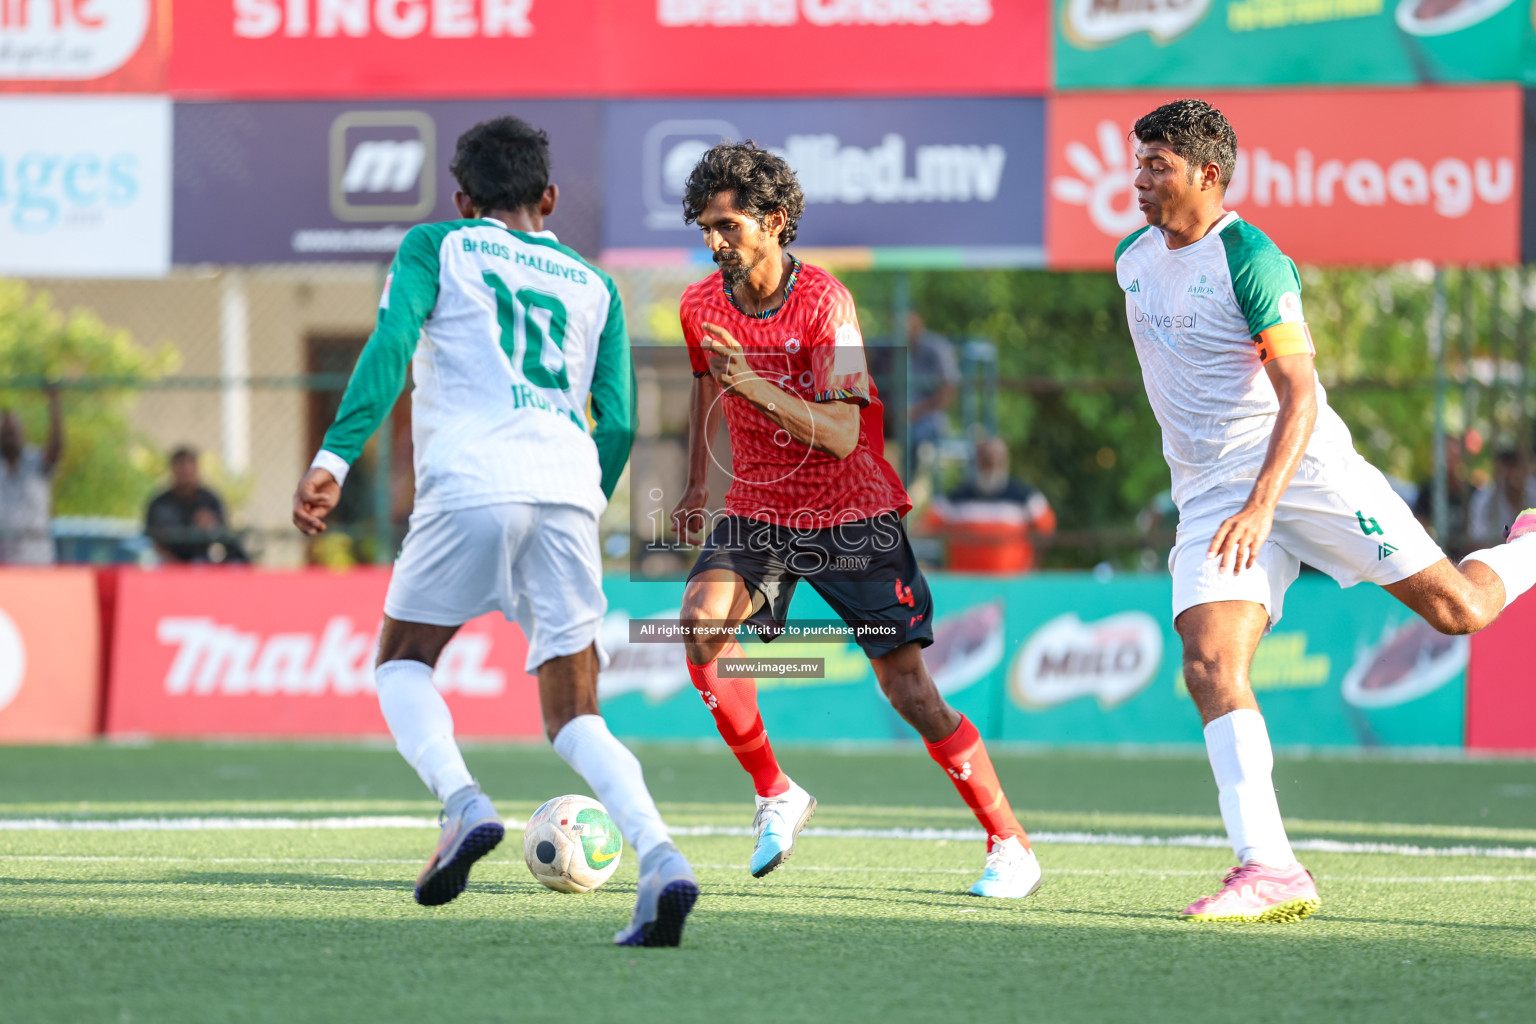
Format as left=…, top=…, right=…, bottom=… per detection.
left=1055, top=0, right=1534, bottom=89
left=595, top=573, right=1465, bottom=748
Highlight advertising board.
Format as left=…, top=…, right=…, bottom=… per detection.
left=1047, top=88, right=1522, bottom=269
left=103, top=568, right=544, bottom=739
left=596, top=574, right=1467, bottom=747
left=1467, top=590, right=1536, bottom=750
left=601, top=98, right=1045, bottom=262
left=1055, top=0, right=1532, bottom=89
left=0, top=568, right=101, bottom=743
left=172, top=100, right=602, bottom=263
left=0, top=0, right=163, bottom=92
left=168, top=1, right=1047, bottom=98
left=0, top=96, right=171, bottom=278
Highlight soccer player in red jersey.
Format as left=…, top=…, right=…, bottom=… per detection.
left=669, top=142, right=1040, bottom=898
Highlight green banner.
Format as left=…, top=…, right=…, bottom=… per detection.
left=597, top=573, right=1465, bottom=748
left=1055, top=0, right=1533, bottom=89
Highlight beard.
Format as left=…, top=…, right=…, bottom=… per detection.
left=714, top=248, right=760, bottom=289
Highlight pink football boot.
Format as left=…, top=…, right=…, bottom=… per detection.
left=1506, top=508, right=1536, bottom=543
left=1180, top=861, right=1320, bottom=923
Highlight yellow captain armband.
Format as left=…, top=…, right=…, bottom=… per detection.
left=1254, top=322, right=1315, bottom=365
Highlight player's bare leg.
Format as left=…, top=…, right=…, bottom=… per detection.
left=869, top=642, right=1040, bottom=898
left=540, top=645, right=696, bottom=947
left=1176, top=602, right=1319, bottom=922
left=680, top=569, right=812, bottom=876
left=1386, top=557, right=1509, bottom=635
left=373, top=617, right=505, bottom=907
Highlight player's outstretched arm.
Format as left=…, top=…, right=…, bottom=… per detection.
left=698, top=323, right=859, bottom=459
left=1208, top=352, right=1318, bottom=574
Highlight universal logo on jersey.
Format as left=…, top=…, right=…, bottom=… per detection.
left=1133, top=308, right=1196, bottom=330
left=643, top=118, right=1007, bottom=230
left=1061, top=0, right=1211, bottom=48
left=329, top=111, right=436, bottom=223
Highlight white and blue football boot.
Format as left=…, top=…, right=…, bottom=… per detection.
left=614, top=842, right=699, bottom=947
left=750, top=781, right=817, bottom=878
left=969, top=835, right=1042, bottom=899
left=414, top=785, right=504, bottom=907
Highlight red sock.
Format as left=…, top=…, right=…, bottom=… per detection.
left=926, top=716, right=1028, bottom=851
left=687, top=642, right=789, bottom=797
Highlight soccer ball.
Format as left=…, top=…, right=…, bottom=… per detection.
left=522, top=794, right=624, bottom=893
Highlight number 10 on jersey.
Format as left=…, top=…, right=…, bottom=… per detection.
left=483, top=271, right=570, bottom=392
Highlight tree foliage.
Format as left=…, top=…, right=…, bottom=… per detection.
left=842, top=265, right=1512, bottom=566
left=0, top=279, right=178, bottom=518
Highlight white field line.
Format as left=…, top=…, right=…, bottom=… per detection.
left=1, top=855, right=1534, bottom=885
left=5, top=817, right=1536, bottom=860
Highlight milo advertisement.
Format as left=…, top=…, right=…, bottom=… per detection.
left=1055, top=0, right=1533, bottom=88
left=596, top=573, right=1466, bottom=748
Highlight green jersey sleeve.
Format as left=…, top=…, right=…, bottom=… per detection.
left=589, top=273, right=636, bottom=501
left=320, top=223, right=447, bottom=465
left=1220, top=219, right=1306, bottom=339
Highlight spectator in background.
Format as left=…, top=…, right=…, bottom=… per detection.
left=1414, top=435, right=1470, bottom=554
left=906, top=312, right=959, bottom=458
left=146, top=447, right=245, bottom=563
left=1469, top=449, right=1536, bottom=547
left=927, top=436, right=1055, bottom=573
left=0, top=387, right=63, bottom=565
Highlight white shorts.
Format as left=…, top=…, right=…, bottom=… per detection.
left=384, top=502, right=608, bottom=673
left=1170, top=456, right=1445, bottom=629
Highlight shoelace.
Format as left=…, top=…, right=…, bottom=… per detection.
left=983, top=836, right=1024, bottom=873
left=1220, top=863, right=1264, bottom=887
left=753, top=796, right=792, bottom=838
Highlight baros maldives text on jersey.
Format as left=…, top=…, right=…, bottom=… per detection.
left=312, top=217, right=632, bottom=517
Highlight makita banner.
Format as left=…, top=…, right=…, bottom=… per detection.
left=104, top=569, right=544, bottom=738
left=168, top=1, right=1046, bottom=98
left=601, top=98, right=1045, bottom=259
left=0, top=0, right=164, bottom=92
left=172, top=100, right=602, bottom=263
left=0, top=569, right=100, bottom=743
left=1047, top=88, right=1522, bottom=269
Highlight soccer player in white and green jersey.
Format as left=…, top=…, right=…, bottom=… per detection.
left=292, top=117, right=697, bottom=947
left=1118, top=99, right=1536, bottom=923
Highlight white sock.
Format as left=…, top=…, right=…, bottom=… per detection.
left=376, top=659, right=474, bottom=803
left=1462, top=534, right=1536, bottom=610
left=1204, top=709, right=1297, bottom=868
left=552, top=715, right=670, bottom=859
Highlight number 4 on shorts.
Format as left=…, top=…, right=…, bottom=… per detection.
left=1355, top=510, right=1383, bottom=536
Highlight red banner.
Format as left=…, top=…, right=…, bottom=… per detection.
left=1047, top=88, right=1522, bottom=269
left=167, top=0, right=1046, bottom=98
left=0, top=569, right=101, bottom=742
left=104, top=568, right=543, bottom=739
left=0, top=0, right=164, bottom=93
left=1467, top=596, right=1536, bottom=751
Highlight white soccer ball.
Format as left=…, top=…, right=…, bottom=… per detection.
left=522, top=794, right=624, bottom=893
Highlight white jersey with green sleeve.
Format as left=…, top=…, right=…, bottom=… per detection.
left=312, top=217, right=635, bottom=518
left=1114, top=211, right=1357, bottom=508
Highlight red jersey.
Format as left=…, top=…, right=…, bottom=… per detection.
left=681, top=260, right=911, bottom=527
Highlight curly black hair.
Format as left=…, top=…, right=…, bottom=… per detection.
left=681, top=141, right=806, bottom=247
left=450, top=116, right=549, bottom=214
left=1132, top=99, right=1238, bottom=189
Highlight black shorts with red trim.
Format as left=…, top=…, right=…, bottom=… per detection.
left=686, top=512, right=934, bottom=657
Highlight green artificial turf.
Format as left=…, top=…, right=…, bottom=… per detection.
left=2, top=743, right=1534, bottom=1023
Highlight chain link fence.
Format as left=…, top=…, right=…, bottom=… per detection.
left=2, top=263, right=1533, bottom=572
